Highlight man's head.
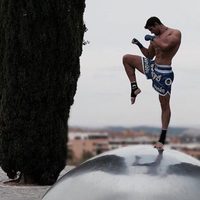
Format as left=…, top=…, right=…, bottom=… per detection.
left=144, top=17, right=163, bottom=35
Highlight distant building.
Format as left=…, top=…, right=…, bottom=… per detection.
left=109, top=136, right=156, bottom=150
left=170, top=143, right=200, bottom=159
left=68, top=131, right=109, bottom=164
left=68, top=130, right=158, bottom=164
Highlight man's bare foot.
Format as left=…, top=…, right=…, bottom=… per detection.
left=154, top=142, right=164, bottom=151
left=131, top=88, right=141, bottom=104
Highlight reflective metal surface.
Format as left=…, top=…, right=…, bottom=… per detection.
left=43, top=145, right=200, bottom=200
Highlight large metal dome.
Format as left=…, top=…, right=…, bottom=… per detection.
left=42, top=145, right=200, bottom=200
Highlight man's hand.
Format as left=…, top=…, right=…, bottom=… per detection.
left=144, top=35, right=155, bottom=41
left=132, top=38, right=140, bottom=44
left=132, top=38, right=144, bottom=49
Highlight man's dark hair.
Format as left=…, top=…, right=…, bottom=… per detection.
left=144, top=16, right=163, bottom=29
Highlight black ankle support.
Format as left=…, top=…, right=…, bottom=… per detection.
left=158, top=129, right=167, bottom=144
left=131, top=82, right=138, bottom=97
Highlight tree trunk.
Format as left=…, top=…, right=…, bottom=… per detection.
left=0, top=0, right=85, bottom=185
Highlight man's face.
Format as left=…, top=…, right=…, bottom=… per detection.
left=148, top=25, right=160, bottom=35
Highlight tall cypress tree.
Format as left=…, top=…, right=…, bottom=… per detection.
left=0, top=0, right=85, bottom=185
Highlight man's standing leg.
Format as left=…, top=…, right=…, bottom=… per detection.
left=155, top=94, right=171, bottom=149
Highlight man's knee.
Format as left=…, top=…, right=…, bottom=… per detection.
left=122, top=54, right=138, bottom=67
left=122, top=54, right=131, bottom=65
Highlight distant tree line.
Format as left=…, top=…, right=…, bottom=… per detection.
left=0, top=0, right=86, bottom=185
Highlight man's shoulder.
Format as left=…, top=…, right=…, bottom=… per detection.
left=168, top=28, right=181, bottom=39
left=169, top=28, right=181, bottom=35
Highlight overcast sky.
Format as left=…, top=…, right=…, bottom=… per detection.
left=69, top=0, right=200, bottom=128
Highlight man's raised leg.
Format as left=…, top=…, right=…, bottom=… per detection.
left=122, top=54, right=144, bottom=104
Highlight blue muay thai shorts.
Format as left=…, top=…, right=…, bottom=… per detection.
left=141, top=57, right=174, bottom=96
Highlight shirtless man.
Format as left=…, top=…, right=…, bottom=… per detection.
left=122, top=17, right=181, bottom=150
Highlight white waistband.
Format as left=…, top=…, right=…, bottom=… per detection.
left=156, top=63, right=172, bottom=68
left=155, top=68, right=173, bottom=73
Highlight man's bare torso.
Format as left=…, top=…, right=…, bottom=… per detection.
left=153, top=28, right=181, bottom=65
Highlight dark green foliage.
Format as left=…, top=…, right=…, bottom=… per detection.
left=0, top=0, right=85, bottom=185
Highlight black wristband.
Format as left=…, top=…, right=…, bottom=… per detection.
left=137, top=42, right=144, bottom=49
